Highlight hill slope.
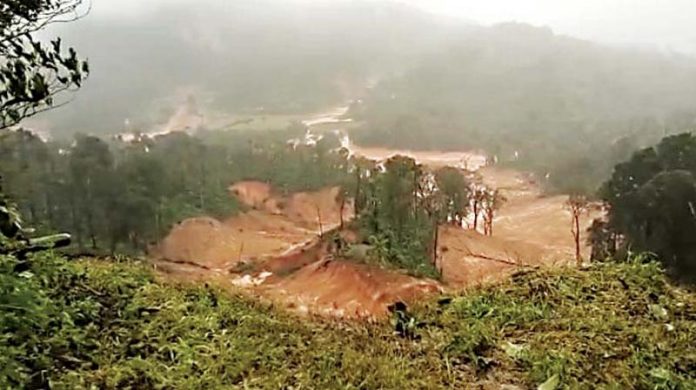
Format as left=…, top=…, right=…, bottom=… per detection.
left=2, top=251, right=694, bottom=388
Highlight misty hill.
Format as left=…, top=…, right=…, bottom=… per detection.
left=32, top=0, right=696, bottom=169
left=35, top=0, right=460, bottom=137
left=352, top=23, right=696, bottom=192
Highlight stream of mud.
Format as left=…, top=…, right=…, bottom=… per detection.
left=151, top=105, right=602, bottom=320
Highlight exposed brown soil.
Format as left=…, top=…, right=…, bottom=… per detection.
left=152, top=180, right=446, bottom=319
left=153, top=143, right=603, bottom=320
left=436, top=165, right=601, bottom=290
left=262, top=259, right=442, bottom=319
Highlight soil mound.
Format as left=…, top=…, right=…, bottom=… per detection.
left=264, top=259, right=442, bottom=319
left=283, top=186, right=352, bottom=229
left=154, top=183, right=351, bottom=271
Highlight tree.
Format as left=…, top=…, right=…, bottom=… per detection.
left=482, top=189, right=505, bottom=237
left=471, top=185, right=487, bottom=232
left=1, top=0, right=89, bottom=129
left=358, top=155, right=438, bottom=276
left=588, top=218, right=617, bottom=262
left=68, top=135, right=114, bottom=250
left=0, top=175, right=22, bottom=241
left=565, top=194, right=589, bottom=266
left=633, top=171, right=696, bottom=275
left=418, top=171, right=444, bottom=269
left=601, top=133, right=696, bottom=282
left=434, top=167, right=470, bottom=227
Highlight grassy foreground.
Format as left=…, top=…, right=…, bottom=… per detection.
left=1, top=252, right=695, bottom=389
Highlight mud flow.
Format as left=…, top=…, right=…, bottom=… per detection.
left=152, top=109, right=600, bottom=320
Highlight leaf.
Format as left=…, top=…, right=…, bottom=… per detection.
left=538, top=374, right=560, bottom=390
left=649, top=304, right=669, bottom=321
left=649, top=368, right=672, bottom=381
left=502, top=341, right=526, bottom=359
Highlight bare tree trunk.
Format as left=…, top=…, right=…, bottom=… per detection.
left=354, top=171, right=362, bottom=215
left=432, top=219, right=439, bottom=271
left=572, top=212, right=581, bottom=266
left=486, top=210, right=495, bottom=236
left=316, top=205, right=324, bottom=237
left=339, top=195, right=346, bottom=230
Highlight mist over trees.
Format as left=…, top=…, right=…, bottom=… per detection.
left=34, top=0, right=461, bottom=136
left=352, top=23, right=696, bottom=194
left=19, top=2, right=696, bottom=200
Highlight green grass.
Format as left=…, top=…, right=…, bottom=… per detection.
left=1, top=251, right=694, bottom=389
left=414, top=260, right=696, bottom=388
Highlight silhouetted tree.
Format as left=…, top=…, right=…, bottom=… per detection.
left=601, top=133, right=696, bottom=282
left=1, top=0, right=89, bottom=128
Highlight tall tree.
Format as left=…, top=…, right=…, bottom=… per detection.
left=565, top=194, right=589, bottom=266
left=434, top=167, right=470, bottom=227
left=68, top=135, right=114, bottom=250
left=481, top=189, right=505, bottom=237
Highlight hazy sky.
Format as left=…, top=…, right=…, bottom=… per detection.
left=91, top=0, right=696, bottom=55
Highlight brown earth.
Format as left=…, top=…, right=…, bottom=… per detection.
left=153, top=180, right=443, bottom=319
left=436, top=165, right=601, bottom=290
left=153, top=183, right=351, bottom=270
left=153, top=145, right=602, bottom=319
left=262, top=259, right=442, bottom=319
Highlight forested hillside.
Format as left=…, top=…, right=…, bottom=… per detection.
left=352, top=23, right=696, bottom=193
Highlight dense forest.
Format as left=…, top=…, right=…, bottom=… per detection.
left=0, top=127, right=351, bottom=254
left=351, top=23, right=696, bottom=194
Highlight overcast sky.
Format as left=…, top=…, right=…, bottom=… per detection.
left=90, top=0, right=696, bottom=55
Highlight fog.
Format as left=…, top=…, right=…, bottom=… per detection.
left=93, top=0, right=696, bottom=54
left=28, top=0, right=696, bottom=140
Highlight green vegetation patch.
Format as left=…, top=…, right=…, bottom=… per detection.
left=415, top=260, right=696, bottom=389
left=1, top=251, right=694, bottom=389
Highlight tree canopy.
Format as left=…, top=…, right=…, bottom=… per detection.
left=600, top=133, right=696, bottom=283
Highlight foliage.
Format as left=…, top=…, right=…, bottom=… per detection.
left=434, top=167, right=470, bottom=227
left=357, top=156, right=439, bottom=278
left=601, top=133, right=696, bottom=283
left=0, top=252, right=443, bottom=389
left=0, top=0, right=89, bottom=129
left=0, top=128, right=352, bottom=254
left=416, top=259, right=696, bottom=389
left=1, top=249, right=694, bottom=388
